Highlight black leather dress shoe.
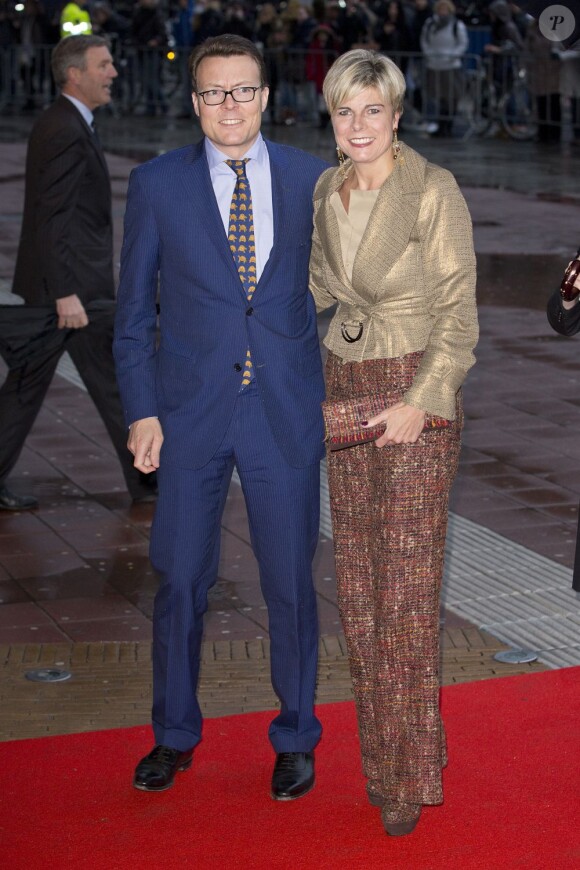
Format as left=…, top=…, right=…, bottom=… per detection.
left=133, top=745, right=193, bottom=792
left=271, top=752, right=315, bottom=801
left=0, top=486, right=38, bottom=511
left=131, top=492, right=158, bottom=505
left=130, top=472, right=158, bottom=504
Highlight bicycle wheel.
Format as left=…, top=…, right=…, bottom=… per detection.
left=500, top=82, right=537, bottom=140
left=458, top=69, right=493, bottom=137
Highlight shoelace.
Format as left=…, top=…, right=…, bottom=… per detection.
left=150, top=745, right=179, bottom=764
left=276, top=753, right=304, bottom=770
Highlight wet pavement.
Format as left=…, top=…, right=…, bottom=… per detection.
left=0, top=114, right=578, bottom=736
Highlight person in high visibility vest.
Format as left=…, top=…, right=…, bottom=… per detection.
left=60, top=0, right=92, bottom=39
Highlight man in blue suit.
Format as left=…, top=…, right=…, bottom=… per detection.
left=113, top=35, right=328, bottom=800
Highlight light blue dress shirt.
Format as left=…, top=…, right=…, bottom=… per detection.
left=205, top=135, right=273, bottom=282
left=62, top=93, right=94, bottom=130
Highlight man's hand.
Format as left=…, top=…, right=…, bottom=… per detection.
left=128, top=417, right=164, bottom=473
left=56, top=294, right=89, bottom=329
left=364, top=401, right=426, bottom=448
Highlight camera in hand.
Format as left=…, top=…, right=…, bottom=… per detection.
left=560, top=259, right=580, bottom=301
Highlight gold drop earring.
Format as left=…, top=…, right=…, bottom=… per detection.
left=392, top=128, right=401, bottom=161
left=336, top=145, right=348, bottom=180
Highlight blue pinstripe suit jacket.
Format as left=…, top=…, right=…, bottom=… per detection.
left=114, top=138, right=328, bottom=470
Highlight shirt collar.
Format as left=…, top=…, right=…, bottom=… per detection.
left=204, top=134, right=267, bottom=171
left=62, top=93, right=94, bottom=129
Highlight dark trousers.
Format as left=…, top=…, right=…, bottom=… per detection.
left=571, top=97, right=580, bottom=140
left=536, top=94, right=561, bottom=143
left=0, top=312, right=148, bottom=498
left=149, top=382, right=322, bottom=753
left=426, top=68, right=462, bottom=135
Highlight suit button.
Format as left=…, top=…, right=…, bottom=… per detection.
left=246, top=307, right=254, bottom=316
left=234, top=363, right=242, bottom=372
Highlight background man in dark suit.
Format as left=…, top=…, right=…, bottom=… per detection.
left=114, top=35, right=328, bottom=801
left=547, top=250, right=580, bottom=593
left=0, top=34, right=157, bottom=510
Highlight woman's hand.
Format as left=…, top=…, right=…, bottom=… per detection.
left=364, top=401, right=426, bottom=448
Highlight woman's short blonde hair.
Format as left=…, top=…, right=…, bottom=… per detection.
left=322, top=49, right=406, bottom=116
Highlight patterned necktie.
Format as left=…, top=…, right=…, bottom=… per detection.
left=227, top=159, right=256, bottom=387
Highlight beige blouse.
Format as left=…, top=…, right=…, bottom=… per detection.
left=330, top=188, right=379, bottom=282
left=309, top=143, right=479, bottom=420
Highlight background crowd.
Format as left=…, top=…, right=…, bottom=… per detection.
left=1, top=0, right=579, bottom=140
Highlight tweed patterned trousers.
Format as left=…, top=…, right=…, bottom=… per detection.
left=325, top=351, right=462, bottom=806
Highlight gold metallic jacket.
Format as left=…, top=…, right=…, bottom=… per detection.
left=309, top=143, right=479, bottom=420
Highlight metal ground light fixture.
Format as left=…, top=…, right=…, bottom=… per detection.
left=493, top=649, right=538, bottom=664
left=25, top=668, right=72, bottom=683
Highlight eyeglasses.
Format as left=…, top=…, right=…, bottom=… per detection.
left=197, top=86, right=262, bottom=106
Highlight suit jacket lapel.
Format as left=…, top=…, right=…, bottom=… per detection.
left=315, top=179, right=350, bottom=288
left=256, top=141, right=292, bottom=290
left=256, top=142, right=280, bottom=293
left=57, top=97, right=110, bottom=180
left=315, top=146, right=425, bottom=303
left=182, top=141, right=243, bottom=288
left=86, top=126, right=110, bottom=179
left=352, top=155, right=422, bottom=300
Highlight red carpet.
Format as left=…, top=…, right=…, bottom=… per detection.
left=1, top=668, right=579, bottom=870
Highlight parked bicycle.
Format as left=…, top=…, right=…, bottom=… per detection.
left=460, top=62, right=537, bottom=140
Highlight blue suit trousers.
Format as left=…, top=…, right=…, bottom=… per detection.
left=149, top=383, right=322, bottom=752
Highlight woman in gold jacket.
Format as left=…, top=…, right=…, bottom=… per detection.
left=309, top=49, right=478, bottom=836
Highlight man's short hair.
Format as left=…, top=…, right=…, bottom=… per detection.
left=51, top=35, right=110, bottom=89
left=188, top=35, right=268, bottom=92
